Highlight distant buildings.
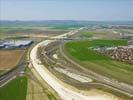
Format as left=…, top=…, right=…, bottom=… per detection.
left=0, top=40, right=33, bottom=49
left=93, top=45, right=133, bottom=64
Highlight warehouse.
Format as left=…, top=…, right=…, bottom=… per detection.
left=0, top=40, right=33, bottom=49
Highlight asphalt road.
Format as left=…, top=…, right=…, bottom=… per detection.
left=0, top=62, right=27, bottom=87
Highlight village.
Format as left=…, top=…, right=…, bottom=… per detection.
left=94, top=45, right=133, bottom=64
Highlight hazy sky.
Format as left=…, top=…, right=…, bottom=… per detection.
left=0, top=0, right=133, bottom=21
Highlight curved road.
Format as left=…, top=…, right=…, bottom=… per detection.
left=30, top=28, right=118, bottom=100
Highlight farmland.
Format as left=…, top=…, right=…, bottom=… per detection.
left=50, top=24, right=84, bottom=30
left=0, top=20, right=133, bottom=100
left=74, top=30, right=122, bottom=39
left=26, top=76, right=58, bottom=100
left=0, top=50, right=25, bottom=70
left=0, top=76, right=27, bottom=100
left=0, top=27, right=67, bottom=39
left=65, top=39, right=133, bottom=84
left=79, top=31, right=93, bottom=38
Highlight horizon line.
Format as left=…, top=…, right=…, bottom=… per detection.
left=1, top=19, right=133, bottom=22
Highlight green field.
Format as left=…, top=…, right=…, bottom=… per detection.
left=50, top=25, right=84, bottom=30
left=65, top=40, right=133, bottom=84
left=0, top=76, right=28, bottom=100
left=79, top=31, right=93, bottom=38
left=78, top=31, right=107, bottom=37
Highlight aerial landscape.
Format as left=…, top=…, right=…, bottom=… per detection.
left=0, top=0, right=133, bottom=100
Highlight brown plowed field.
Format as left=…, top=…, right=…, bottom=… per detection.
left=0, top=50, right=25, bottom=70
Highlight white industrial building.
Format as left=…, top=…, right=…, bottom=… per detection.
left=0, top=40, right=33, bottom=49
